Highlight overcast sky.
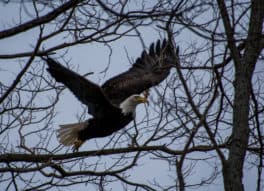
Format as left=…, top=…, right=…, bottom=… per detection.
left=0, top=1, right=259, bottom=191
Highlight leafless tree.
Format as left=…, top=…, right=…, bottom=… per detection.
left=0, top=1, right=263, bottom=191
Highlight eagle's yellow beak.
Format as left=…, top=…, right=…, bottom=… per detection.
left=135, top=96, right=149, bottom=105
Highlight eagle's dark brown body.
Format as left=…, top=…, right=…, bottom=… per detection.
left=79, top=112, right=133, bottom=141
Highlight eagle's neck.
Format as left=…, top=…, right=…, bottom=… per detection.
left=119, top=96, right=137, bottom=116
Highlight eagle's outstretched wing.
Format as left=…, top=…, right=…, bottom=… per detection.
left=44, top=57, right=118, bottom=118
left=101, top=39, right=176, bottom=105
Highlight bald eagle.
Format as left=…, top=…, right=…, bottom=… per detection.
left=44, top=39, right=175, bottom=150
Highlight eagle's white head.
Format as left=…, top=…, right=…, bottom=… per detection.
left=120, top=95, right=148, bottom=115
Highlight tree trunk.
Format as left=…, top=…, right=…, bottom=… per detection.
left=223, top=66, right=251, bottom=191
left=221, top=1, right=264, bottom=190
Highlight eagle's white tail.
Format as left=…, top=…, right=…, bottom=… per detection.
left=57, top=121, right=88, bottom=146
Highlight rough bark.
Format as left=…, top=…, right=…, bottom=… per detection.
left=220, top=1, right=264, bottom=190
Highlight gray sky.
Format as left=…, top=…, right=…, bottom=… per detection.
left=0, top=1, right=259, bottom=191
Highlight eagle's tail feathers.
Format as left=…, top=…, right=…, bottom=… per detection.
left=57, top=121, right=88, bottom=146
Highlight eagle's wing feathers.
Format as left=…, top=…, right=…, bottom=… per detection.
left=44, top=57, right=117, bottom=118
left=102, top=39, right=176, bottom=105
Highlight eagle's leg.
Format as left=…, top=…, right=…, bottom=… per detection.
left=72, top=139, right=84, bottom=152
